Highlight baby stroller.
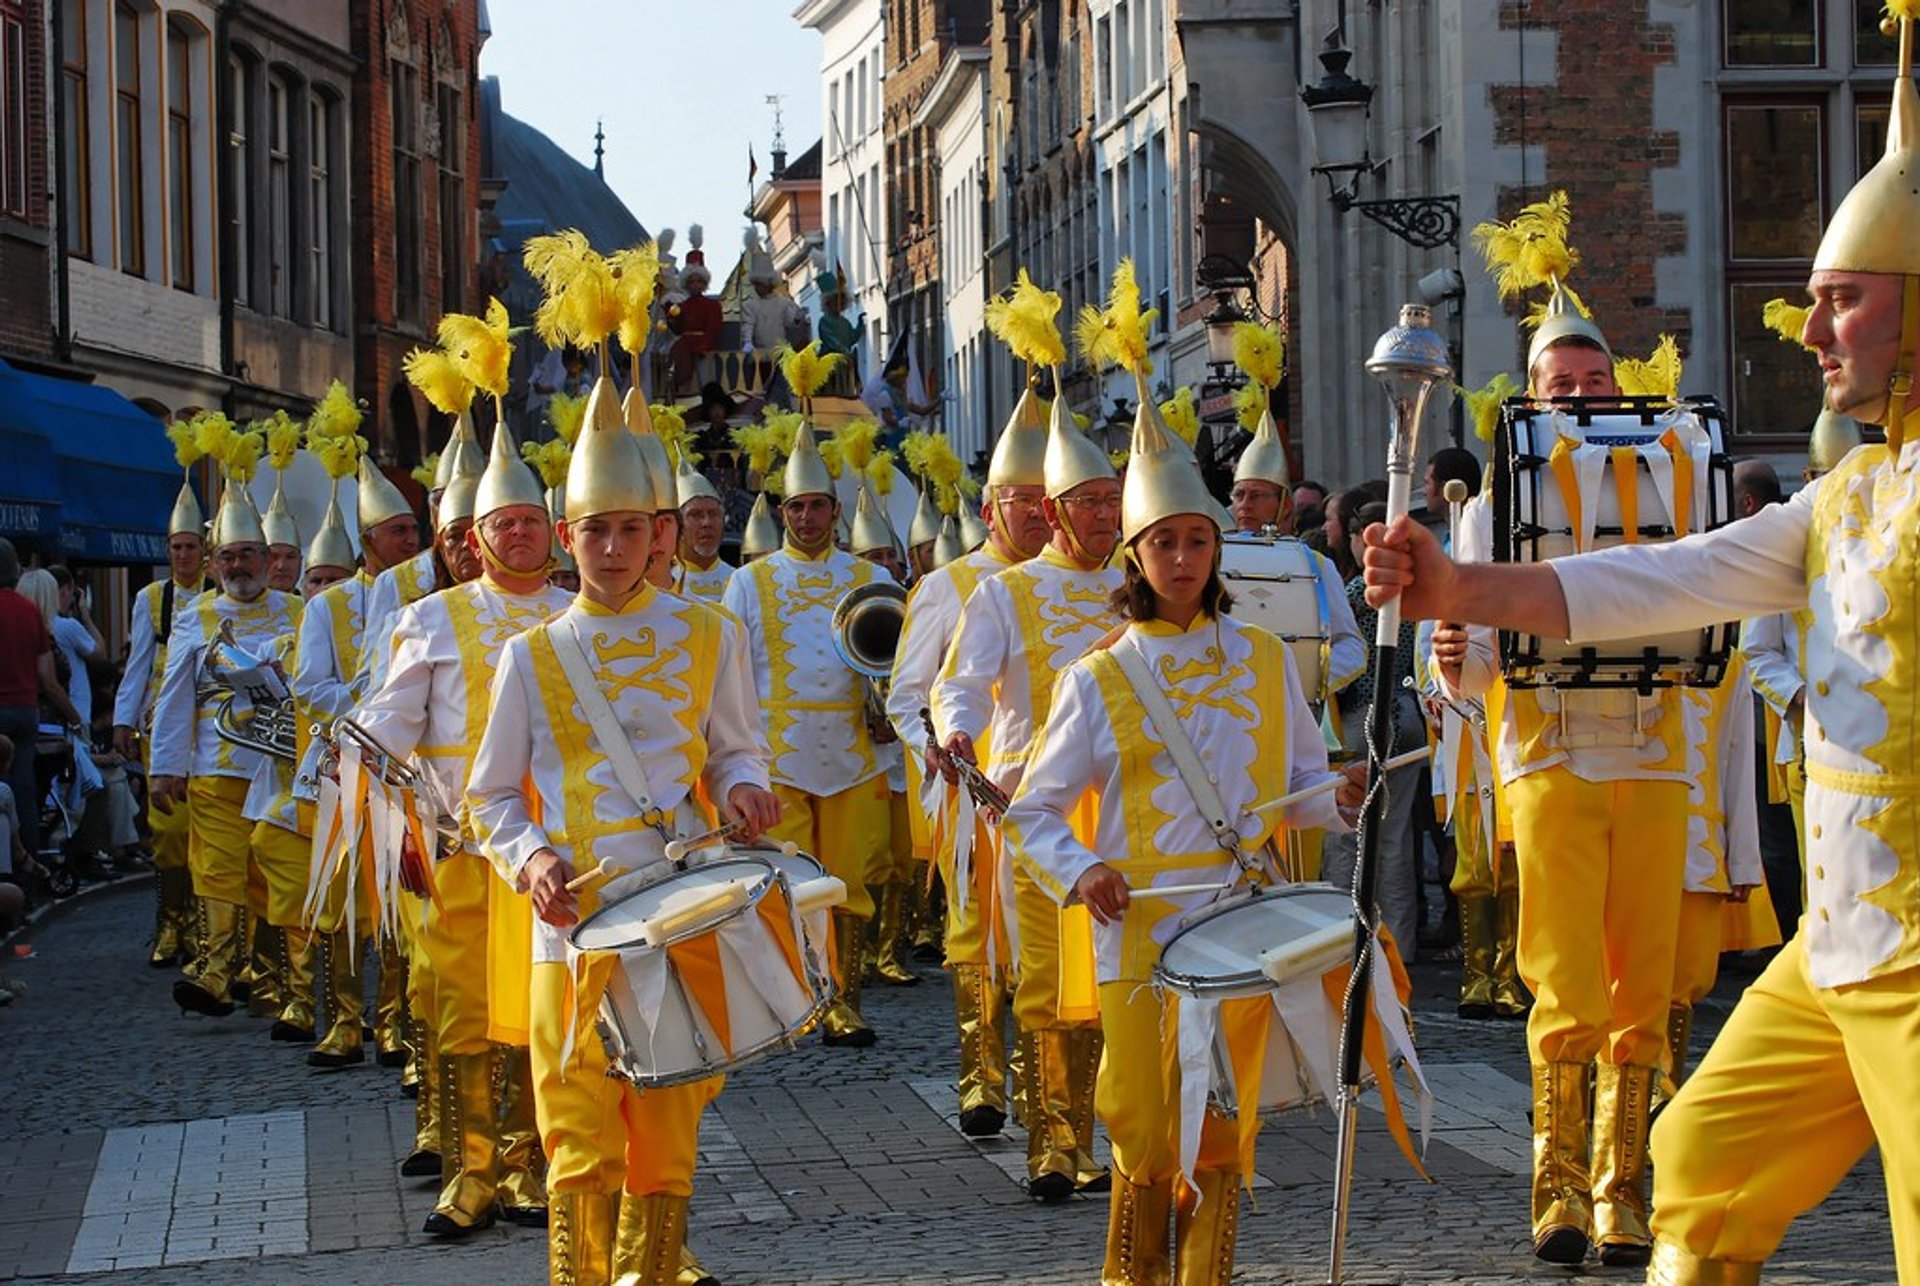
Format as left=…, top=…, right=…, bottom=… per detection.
left=28, top=724, right=108, bottom=900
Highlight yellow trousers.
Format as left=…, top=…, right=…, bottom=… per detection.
left=419, top=850, right=495, bottom=1056
left=186, top=778, right=260, bottom=907
left=487, top=876, right=533, bottom=1046
left=147, top=759, right=192, bottom=872
left=1505, top=770, right=1687, bottom=1067
left=1670, top=891, right=1726, bottom=1011
left=939, top=812, right=1006, bottom=970
left=1096, top=981, right=1245, bottom=1185
left=769, top=778, right=890, bottom=922
left=247, top=820, right=314, bottom=930
left=1011, top=859, right=1098, bottom=1031
left=529, top=960, right=720, bottom=1196
left=1650, top=934, right=1920, bottom=1278
left=883, top=791, right=915, bottom=882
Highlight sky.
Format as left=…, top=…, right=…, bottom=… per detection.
left=481, top=1, right=824, bottom=264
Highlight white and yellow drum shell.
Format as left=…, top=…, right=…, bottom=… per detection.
left=1493, top=396, right=1738, bottom=689
left=1220, top=534, right=1333, bottom=712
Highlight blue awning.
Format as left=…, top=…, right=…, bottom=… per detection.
left=0, top=361, right=69, bottom=542
left=0, top=359, right=181, bottom=563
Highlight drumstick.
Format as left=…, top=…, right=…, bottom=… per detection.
left=564, top=858, right=614, bottom=892
left=1252, top=747, right=1430, bottom=816
left=664, top=821, right=800, bottom=863
left=1130, top=881, right=1239, bottom=901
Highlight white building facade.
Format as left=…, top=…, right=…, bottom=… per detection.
left=916, top=47, right=990, bottom=467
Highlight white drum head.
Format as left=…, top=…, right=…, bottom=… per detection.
left=1220, top=534, right=1332, bottom=707
left=571, top=858, right=774, bottom=952
left=1155, top=885, right=1354, bottom=999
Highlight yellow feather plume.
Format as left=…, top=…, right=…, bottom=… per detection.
left=166, top=420, right=205, bottom=470
left=411, top=454, right=439, bottom=488
left=817, top=433, right=846, bottom=480
left=611, top=243, right=662, bottom=357
left=307, top=380, right=363, bottom=441
left=984, top=269, right=1067, bottom=367
left=777, top=342, right=845, bottom=403
left=1159, top=387, right=1201, bottom=446
left=548, top=391, right=588, bottom=445
left=900, top=430, right=941, bottom=483
left=835, top=419, right=879, bottom=473
left=730, top=422, right=784, bottom=481
left=192, top=411, right=240, bottom=469
left=762, top=409, right=803, bottom=460
left=1613, top=335, right=1684, bottom=400
left=221, top=430, right=264, bottom=484
left=1233, top=382, right=1270, bottom=433
left=402, top=347, right=474, bottom=415
left=437, top=298, right=513, bottom=400
left=523, top=230, right=624, bottom=351
left=259, top=411, right=302, bottom=471
left=1472, top=191, right=1579, bottom=301
left=651, top=403, right=696, bottom=466
left=311, top=429, right=364, bottom=481
left=1458, top=372, right=1523, bottom=443
left=868, top=449, right=896, bottom=495
left=1108, top=449, right=1131, bottom=470
left=1889, top=0, right=1920, bottom=21
left=906, top=431, right=968, bottom=515
left=1232, top=321, right=1285, bottom=390
left=1763, top=298, right=1814, bottom=349
left=520, top=439, right=573, bottom=489
left=1075, top=259, right=1156, bottom=376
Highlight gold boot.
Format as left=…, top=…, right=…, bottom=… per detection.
left=399, top=1016, right=441, bottom=1177
left=423, top=1051, right=501, bottom=1236
left=173, top=897, right=244, bottom=1015
left=1530, top=1060, right=1594, bottom=1264
left=869, top=882, right=919, bottom=985
left=1010, top=1023, right=1033, bottom=1129
left=1174, top=1170, right=1240, bottom=1286
left=1646, top=1239, right=1763, bottom=1285
left=912, top=869, right=946, bottom=961
left=675, top=1244, right=719, bottom=1286
left=1067, top=1026, right=1109, bottom=1192
left=374, top=936, right=407, bottom=1066
left=952, top=963, right=1009, bottom=1135
left=821, top=911, right=876, bottom=1047
left=612, top=1192, right=690, bottom=1286
left=149, top=865, right=192, bottom=967
left=1456, top=894, right=1497, bottom=1018
left=272, top=929, right=317, bottom=1040
left=245, top=918, right=284, bottom=1017
left=1101, top=1175, right=1174, bottom=1285
left=1592, top=1062, right=1657, bottom=1267
left=1491, top=880, right=1531, bottom=1017
left=309, top=931, right=367, bottom=1068
left=551, top=1190, right=619, bottom=1286
left=1665, top=1003, right=1695, bottom=1086
left=1025, top=1028, right=1081, bottom=1201
left=494, top=1043, right=549, bottom=1225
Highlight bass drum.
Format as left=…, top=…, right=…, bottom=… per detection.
left=1220, top=534, right=1333, bottom=712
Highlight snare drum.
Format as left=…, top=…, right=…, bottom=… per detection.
left=1493, top=396, right=1737, bottom=688
left=1154, top=884, right=1390, bottom=1118
left=1220, top=534, right=1333, bottom=710
left=570, top=856, right=833, bottom=1087
left=741, top=844, right=846, bottom=958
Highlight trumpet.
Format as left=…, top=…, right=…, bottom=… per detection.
left=831, top=580, right=908, bottom=743
left=205, top=620, right=299, bottom=761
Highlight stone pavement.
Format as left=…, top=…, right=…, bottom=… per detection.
left=0, top=881, right=1897, bottom=1283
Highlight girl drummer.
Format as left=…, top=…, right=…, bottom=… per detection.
left=1003, top=407, right=1364, bottom=1283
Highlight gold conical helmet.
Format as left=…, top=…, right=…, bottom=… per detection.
left=474, top=420, right=547, bottom=521
left=621, top=389, right=678, bottom=511
left=784, top=421, right=836, bottom=500
left=849, top=482, right=898, bottom=557
left=169, top=481, right=205, bottom=539
left=741, top=491, right=781, bottom=558
left=931, top=514, right=967, bottom=568
left=566, top=375, right=658, bottom=520
left=675, top=453, right=721, bottom=506
left=356, top=455, right=414, bottom=532
left=262, top=479, right=301, bottom=550
left=434, top=409, right=485, bottom=493
left=1123, top=385, right=1224, bottom=544
left=986, top=381, right=1049, bottom=488
left=907, top=486, right=942, bottom=547
left=211, top=478, right=268, bottom=550
left=545, top=485, right=575, bottom=573
left=1234, top=406, right=1292, bottom=490
left=1042, top=368, right=1117, bottom=497
left=307, top=482, right=357, bottom=572
left=1808, top=409, right=1865, bottom=474
left=438, top=450, right=483, bottom=532
left=1526, top=284, right=1611, bottom=376
left=958, top=506, right=988, bottom=553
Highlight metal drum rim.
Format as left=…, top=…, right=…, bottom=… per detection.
left=568, top=855, right=780, bottom=954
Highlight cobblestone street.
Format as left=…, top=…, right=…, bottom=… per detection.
left=0, top=880, right=1897, bottom=1284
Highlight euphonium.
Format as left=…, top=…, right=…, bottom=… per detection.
left=205, top=621, right=299, bottom=761
left=831, top=581, right=908, bottom=741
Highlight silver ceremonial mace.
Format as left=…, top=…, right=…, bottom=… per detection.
left=1326, top=304, right=1452, bottom=1285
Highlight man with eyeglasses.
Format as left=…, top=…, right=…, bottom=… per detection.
left=933, top=399, right=1122, bottom=1203
left=887, top=380, right=1050, bottom=1139
left=350, top=428, right=569, bottom=1239
left=148, top=480, right=301, bottom=1020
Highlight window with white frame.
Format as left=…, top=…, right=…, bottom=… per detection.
left=228, top=51, right=252, bottom=305
left=1, top=0, right=27, bottom=221
left=267, top=72, right=291, bottom=317
left=166, top=18, right=197, bottom=292
left=309, top=92, right=334, bottom=329
left=60, top=0, right=89, bottom=255
left=114, top=0, right=142, bottom=275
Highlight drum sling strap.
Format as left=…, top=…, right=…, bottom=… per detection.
left=547, top=620, right=672, bottom=837
left=1111, top=638, right=1280, bottom=885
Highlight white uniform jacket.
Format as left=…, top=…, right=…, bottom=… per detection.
left=113, top=577, right=209, bottom=732
left=359, top=549, right=439, bottom=692
left=150, top=589, right=302, bottom=782
left=290, top=572, right=375, bottom=801
left=885, top=545, right=1019, bottom=750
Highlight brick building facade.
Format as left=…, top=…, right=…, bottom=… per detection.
left=0, top=0, right=54, bottom=367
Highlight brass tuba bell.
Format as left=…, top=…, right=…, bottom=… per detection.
left=831, top=580, right=908, bottom=740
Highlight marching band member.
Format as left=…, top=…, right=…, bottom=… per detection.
left=116, top=444, right=212, bottom=970
left=149, top=439, right=303, bottom=1019
left=351, top=420, right=565, bottom=1239
left=1004, top=400, right=1358, bottom=1283
left=674, top=454, right=733, bottom=604
left=905, top=483, right=943, bottom=577
left=468, top=370, right=777, bottom=1285
left=723, top=347, right=892, bottom=1046
left=934, top=367, right=1124, bottom=1201
left=1369, top=74, right=1920, bottom=1273
left=888, top=282, right=1053, bottom=1136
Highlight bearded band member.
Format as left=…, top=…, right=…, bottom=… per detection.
left=674, top=454, right=733, bottom=604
